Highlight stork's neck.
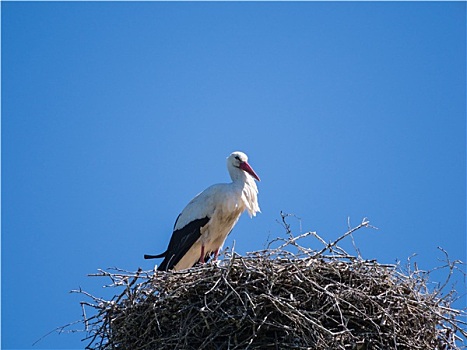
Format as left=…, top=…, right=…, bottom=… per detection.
left=229, top=165, right=247, bottom=183
left=228, top=167, right=260, bottom=217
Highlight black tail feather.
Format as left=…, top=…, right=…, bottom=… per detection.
left=144, top=251, right=166, bottom=259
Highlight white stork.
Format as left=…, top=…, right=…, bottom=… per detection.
left=144, top=151, right=260, bottom=271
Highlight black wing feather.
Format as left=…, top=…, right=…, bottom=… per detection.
left=157, top=216, right=210, bottom=271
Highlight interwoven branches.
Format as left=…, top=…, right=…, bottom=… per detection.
left=75, top=217, right=466, bottom=350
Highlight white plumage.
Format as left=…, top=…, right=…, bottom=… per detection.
left=144, top=151, right=260, bottom=271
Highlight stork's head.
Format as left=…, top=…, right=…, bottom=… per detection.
left=227, top=151, right=260, bottom=182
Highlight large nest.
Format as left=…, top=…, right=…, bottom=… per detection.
left=77, top=217, right=466, bottom=350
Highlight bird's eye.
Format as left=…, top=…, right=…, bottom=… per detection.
left=235, top=155, right=240, bottom=161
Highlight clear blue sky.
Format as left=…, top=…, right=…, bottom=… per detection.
left=2, top=2, right=465, bottom=349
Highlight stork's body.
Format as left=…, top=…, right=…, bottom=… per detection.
left=144, top=151, right=260, bottom=271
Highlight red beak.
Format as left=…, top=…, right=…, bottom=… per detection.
left=239, top=161, right=260, bottom=181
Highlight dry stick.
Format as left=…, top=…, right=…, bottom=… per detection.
left=313, top=218, right=374, bottom=257
left=32, top=320, right=84, bottom=346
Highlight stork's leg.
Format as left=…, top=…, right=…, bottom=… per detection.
left=213, top=249, right=220, bottom=261
left=199, top=245, right=206, bottom=264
